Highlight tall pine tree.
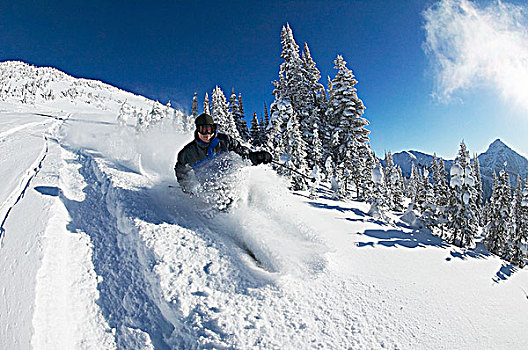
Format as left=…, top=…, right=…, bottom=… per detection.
left=229, top=90, right=250, bottom=141
left=326, top=55, right=372, bottom=198
left=203, top=92, right=210, bottom=115
left=509, top=175, right=526, bottom=266
left=485, top=167, right=511, bottom=257
left=250, top=112, right=261, bottom=147
left=448, top=141, right=479, bottom=247
left=191, top=92, right=199, bottom=118
left=211, top=86, right=239, bottom=139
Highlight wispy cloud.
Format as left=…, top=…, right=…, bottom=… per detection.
left=423, top=0, right=528, bottom=110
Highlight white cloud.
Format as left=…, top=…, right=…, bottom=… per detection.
left=423, top=0, right=528, bottom=110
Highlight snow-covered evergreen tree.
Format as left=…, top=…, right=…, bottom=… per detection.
left=117, top=100, right=131, bottom=127
left=268, top=24, right=312, bottom=184
left=229, top=90, right=250, bottom=141
left=383, top=151, right=404, bottom=211
left=203, top=92, right=210, bottom=115
left=414, top=167, right=429, bottom=215
left=135, top=110, right=150, bottom=132
left=518, top=179, right=528, bottom=265
left=408, top=164, right=420, bottom=202
left=421, top=168, right=437, bottom=231
left=263, top=102, right=270, bottom=131
left=472, top=154, right=483, bottom=222
left=368, top=158, right=389, bottom=220
left=258, top=115, right=267, bottom=146
left=485, top=167, right=511, bottom=257
left=431, top=155, right=450, bottom=237
left=508, top=175, right=526, bottom=266
left=311, top=123, right=323, bottom=172
left=266, top=100, right=286, bottom=163
left=284, top=110, right=309, bottom=190
left=249, top=112, right=261, bottom=147
left=211, top=86, right=239, bottom=139
left=191, top=92, right=199, bottom=118
left=326, top=55, right=371, bottom=198
left=448, top=141, right=479, bottom=247
left=148, top=101, right=165, bottom=124
left=271, top=24, right=309, bottom=124
left=301, top=42, right=326, bottom=169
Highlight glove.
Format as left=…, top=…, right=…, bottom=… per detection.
left=248, top=150, right=272, bottom=165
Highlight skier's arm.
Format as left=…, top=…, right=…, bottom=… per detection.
left=175, top=153, right=196, bottom=193
left=225, top=135, right=251, bottom=159
left=221, top=134, right=272, bottom=165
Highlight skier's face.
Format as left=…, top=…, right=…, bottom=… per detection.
left=197, top=124, right=215, bottom=143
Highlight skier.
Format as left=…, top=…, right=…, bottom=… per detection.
left=175, top=113, right=272, bottom=194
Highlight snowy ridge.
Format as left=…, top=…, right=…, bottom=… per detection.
left=0, top=61, right=157, bottom=114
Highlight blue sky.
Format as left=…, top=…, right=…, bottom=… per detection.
left=1, top=0, right=527, bottom=159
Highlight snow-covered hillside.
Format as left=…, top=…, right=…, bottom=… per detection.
left=1, top=62, right=528, bottom=349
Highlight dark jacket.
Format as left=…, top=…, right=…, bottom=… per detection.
left=174, top=131, right=250, bottom=192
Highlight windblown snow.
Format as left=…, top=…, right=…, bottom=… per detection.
left=1, top=62, right=528, bottom=349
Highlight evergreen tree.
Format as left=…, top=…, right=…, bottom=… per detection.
left=413, top=167, right=429, bottom=214
left=448, top=141, right=479, bottom=247
left=301, top=42, right=326, bottom=169
left=431, top=155, right=450, bottom=237
left=135, top=110, right=149, bottom=132
left=263, top=102, right=270, bottom=131
left=249, top=112, right=261, bottom=147
left=368, top=158, right=389, bottom=219
left=284, top=110, right=309, bottom=190
left=148, top=101, right=165, bottom=124
left=191, top=92, right=199, bottom=118
left=509, top=175, right=526, bottom=266
left=229, top=90, right=250, bottom=141
left=211, top=86, right=239, bottom=138
left=485, top=167, right=512, bottom=257
left=266, top=99, right=287, bottom=163
left=421, top=167, right=437, bottom=230
left=117, top=100, right=131, bottom=127
left=472, top=154, right=483, bottom=222
left=271, top=24, right=308, bottom=123
left=259, top=115, right=267, bottom=146
left=326, top=55, right=371, bottom=198
left=383, top=151, right=404, bottom=211
left=408, top=164, right=420, bottom=201
left=311, top=123, right=323, bottom=171
left=518, top=179, right=528, bottom=265
left=238, top=93, right=245, bottom=121
left=203, top=92, right=210, bottom=115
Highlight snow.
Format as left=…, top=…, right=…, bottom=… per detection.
left=1, top=65, right=528, bottom=349
left=371, top=165, right=384, bottom=184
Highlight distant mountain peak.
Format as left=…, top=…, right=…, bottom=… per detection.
left=488, top=138, right=508, bottom=149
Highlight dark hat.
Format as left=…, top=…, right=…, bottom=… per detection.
left=195, top=113, right=215, bottom=126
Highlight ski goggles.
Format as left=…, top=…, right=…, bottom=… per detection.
left=197, top=124, right=216, bottom=135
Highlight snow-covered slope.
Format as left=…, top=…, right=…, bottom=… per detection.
left=0, top=61, right=158, bottom=114
left=1, top=62, right=528, bottom=349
